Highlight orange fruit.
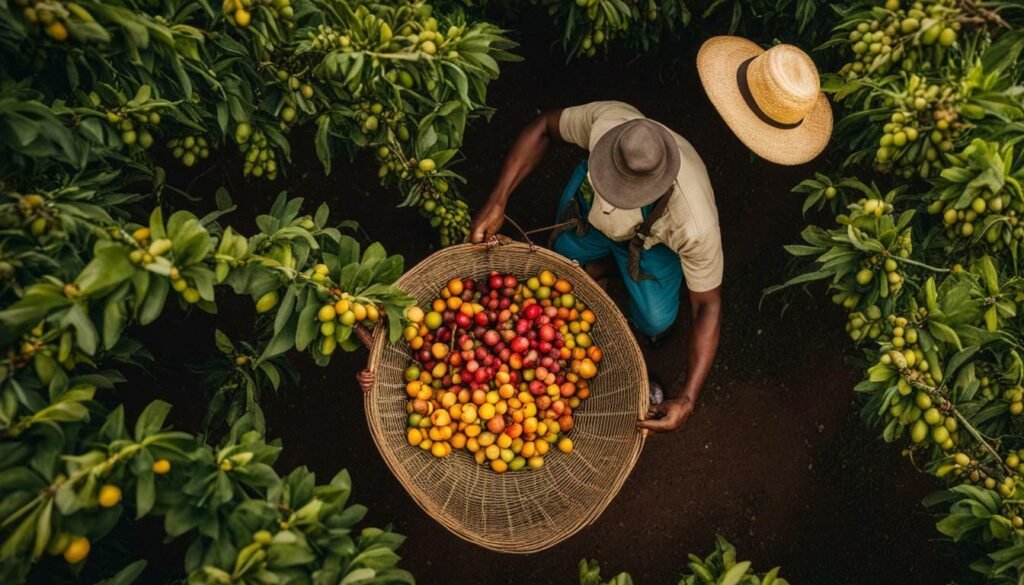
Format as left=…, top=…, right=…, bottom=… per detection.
left=490, top=459, right=508, bottom=473
left=578, top=359, right=597, bottom=379
left=152, top=459, right=171, bottom=474
left=581, top=309, right=596, bottom=324
left=554, top=278, right=573, bottom=293
left=431, top=342, right=449, bottom=360
left=451, top=433, right=467, bottom=449
left=432, top=299, right=446, bottom=312
left=430, top=410, right=451, bottom=427
left=447, top=278, right=464, bottom=296
left=446, top=296, right=462, bottom=310
left=587, top=346, right=603, bottom=363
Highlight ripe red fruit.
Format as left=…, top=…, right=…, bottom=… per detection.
left=523, top=304, right=543, bottom=321
left=529, top=380, right=546, bottom=396
left=504, top=275, right=518, bottom=289
left=465, top=360, right=479, bottom=373
left=539, top=324, right=556, bottom=342
left=488, top=274, right=504, bottom=290
left=510, top=336, right=529, bottom=354
left=483, top=330, right=500, bottom=346
left=456, top=313, right=472, bottom=329
left=474, top=313, right=489, bottom=327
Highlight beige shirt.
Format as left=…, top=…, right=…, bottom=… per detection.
left=559, top=101, right=724, bottom=292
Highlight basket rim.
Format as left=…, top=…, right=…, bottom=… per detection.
left=365, top=242, right=648, bottom=553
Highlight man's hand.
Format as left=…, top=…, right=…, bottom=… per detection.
left=469, top=201, right=506, bottom=243
left=637, top=396, right=694, bottom=434
left=356, top=369, right=375, bottom=394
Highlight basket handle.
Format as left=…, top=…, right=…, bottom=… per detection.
left=476, top=214, right=577, bottom=253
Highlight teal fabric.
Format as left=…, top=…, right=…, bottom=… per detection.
left=552, top=161, right=683, bottom=336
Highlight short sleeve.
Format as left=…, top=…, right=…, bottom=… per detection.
left=558, top=101, right=644, bottom=150
left=675, top=226, right=724, bottom=293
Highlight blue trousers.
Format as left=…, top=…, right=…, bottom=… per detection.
left=552, top=161, right=683, bottom=336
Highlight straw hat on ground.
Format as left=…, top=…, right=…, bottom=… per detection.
left=589, top=118, right=681, bottom=209
left=697, top=36, right=832, bottom=165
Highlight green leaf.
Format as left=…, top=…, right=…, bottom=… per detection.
left=134, top=400, right=172, bottom=441
left=76, top=243, right=135, bottom=296
left=62, top=303, right=98, bottom=356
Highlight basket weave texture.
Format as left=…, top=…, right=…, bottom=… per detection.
left=366, top=243, right=648, bottom=553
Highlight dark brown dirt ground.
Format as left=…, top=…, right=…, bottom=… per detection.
left=95, top=16, right=971, bottom=585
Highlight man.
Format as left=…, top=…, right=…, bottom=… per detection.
left=467, top=37, right=832, bottom=433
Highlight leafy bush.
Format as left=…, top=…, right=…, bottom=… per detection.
left=579, top=536, right=789, bottom=585
left=772, top=1, right=1024, bottom=581
left=0, top=0, right=517, bottom=244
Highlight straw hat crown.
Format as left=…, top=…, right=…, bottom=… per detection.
left=746, top=45, right=820, bottom=125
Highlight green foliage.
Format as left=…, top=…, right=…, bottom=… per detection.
left=0, top=0, right=517, bottom=244
left=0, top=1, right=438, bottom=582
left=579, top=536, right=789, bottom=585
left=823, top=0, right=1024, bottom=179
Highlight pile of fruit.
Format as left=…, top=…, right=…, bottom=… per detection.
left=926, top=140, right=1024, bottom=255
left=238, top=129, right=278, bottom=180
left=400, top=269, right=602, bottom=473
left=166, top=135, right=211, bottom=168
left=835, top=0, right=961, bottom=82
left=312, top=281, right=383, bottom=356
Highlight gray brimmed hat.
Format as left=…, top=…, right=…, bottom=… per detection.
left=697, top=36, right=832, bottom=165
left=588, top=118, right=681, bottom=210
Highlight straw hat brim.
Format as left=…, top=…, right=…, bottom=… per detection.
left=697, top=36, right=833, bottom=166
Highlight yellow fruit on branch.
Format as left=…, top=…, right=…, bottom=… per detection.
left=98, top=484, right=122, bottom=507
left=62, top=536, right=90, bottom=564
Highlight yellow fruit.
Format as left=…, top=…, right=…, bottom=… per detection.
left=430, top=441, right=448, bottom=458
left=152, top=459, right=171, bottom=474
left=557, top=437, right=573, bottom=453
left=46, top=21, right=68, bottom=41
left=527, top=456, right=544, bottom=469
left=352, top=302, right=368, bottom=321
left=235, top=7, right=251, bottom=26
left=255, top=291, right=279, bottom=313
left=490, top=459, right=508, bottom=473
left=63, top=536, right=90, bottom=564
left=407, top=428, right=423, bottom=447
left=98, top=484, right=121, bottom=507
left=406, top=306, right=424, bottom=323
left=318, top=304, right=336, bottom=322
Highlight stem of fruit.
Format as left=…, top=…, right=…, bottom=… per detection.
left=890, top=255, right=950, bottom=273
left=959, top=0, right=1010, bottom=29
left=905, top=369, right=1007, bottom=471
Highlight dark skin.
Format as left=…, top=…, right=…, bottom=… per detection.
left=468, top=108, right=723, bottom=434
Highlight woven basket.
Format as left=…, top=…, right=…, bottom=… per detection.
left=366, top=242, right=648, bottom=553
